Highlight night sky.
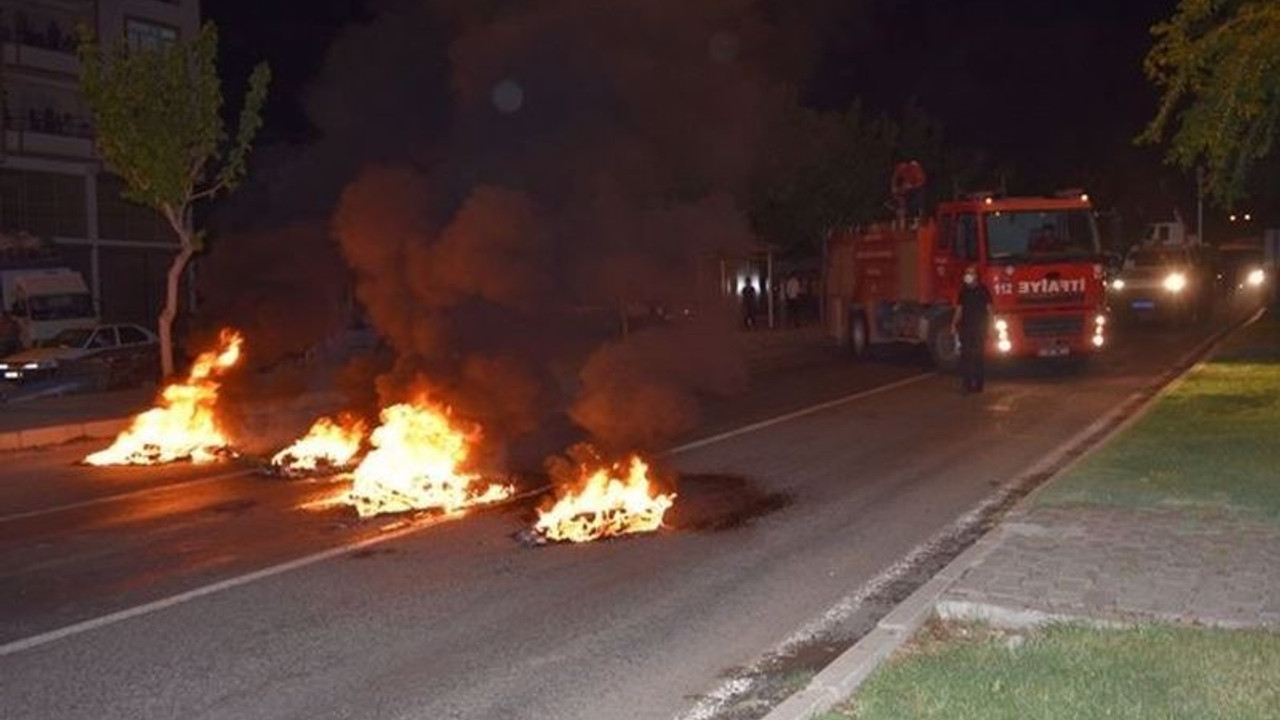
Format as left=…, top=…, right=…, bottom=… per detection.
left=206, top=0, right=1187, bottom=217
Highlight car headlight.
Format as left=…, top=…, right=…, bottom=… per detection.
left=1110, top=278, right=1125, bottom=291
left=1163, top=272, right=1187, bottom=293
left=1247, top=268, right=1266, bottom=287
left=22, top=362, right=40, bottom=370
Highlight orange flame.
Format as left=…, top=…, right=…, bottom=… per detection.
left=534, top=452, right=675, bottom=543
left=271, top=414, right=367, bottom=476
left=84, top=329, right=244, bottom=466
left=347, top=398, right=512, bottom=518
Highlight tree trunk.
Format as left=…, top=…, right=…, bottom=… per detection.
left=158, top=207, right=196, bottom=379
left=158, top=244, right=195, bottom=378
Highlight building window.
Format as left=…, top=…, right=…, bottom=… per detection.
left=125, top=18, right=177, bottom=51
left=98, top=175, right=176, bottom=245
left=0, top=169, right=88, bottom=238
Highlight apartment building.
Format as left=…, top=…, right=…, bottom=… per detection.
left=0, top=0, right=199, bottom=327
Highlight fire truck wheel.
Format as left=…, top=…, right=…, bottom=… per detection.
left=849, top=312, right=870, bottom=360
left=928, top=321, right=959, bottom=373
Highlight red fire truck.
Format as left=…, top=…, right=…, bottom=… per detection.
left=825, top=192, right=1109, bottom=369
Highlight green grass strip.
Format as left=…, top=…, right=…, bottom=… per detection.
left=827, top=622, right=1280, bottom=720
left=1036, top=314, right=1280, bottom=521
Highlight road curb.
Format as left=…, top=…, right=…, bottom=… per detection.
left=760, top=309, right=1265, bottom=720
left=0, top=416, right=132, bottom=452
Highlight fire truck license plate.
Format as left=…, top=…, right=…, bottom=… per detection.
left=1037, top=346, right=1070, bottom=358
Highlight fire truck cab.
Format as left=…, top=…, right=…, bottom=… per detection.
left=825, top=193, right=1109, bottom=369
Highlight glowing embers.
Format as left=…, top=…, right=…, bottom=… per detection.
left=533, top=446, right=676, bottom=544
left=84, top=329, right=244, bottom=466
left=347, top=398, right=512, bottom=518
left=270, top=414, right=367, bottom=477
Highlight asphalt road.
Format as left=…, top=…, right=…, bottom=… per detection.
left=0, top=316, right=1229, bottom=720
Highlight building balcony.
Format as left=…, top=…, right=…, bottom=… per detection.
left=2, top=125, right=94, bottom=160
left=1, top=40, right=80, bottom=75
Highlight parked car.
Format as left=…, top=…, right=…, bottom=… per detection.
left=0, top=323, right=159, bottom=388
left=1107, top=245, right=1213, bottom=325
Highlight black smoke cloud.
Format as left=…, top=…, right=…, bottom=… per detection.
left=209, top=0, right=818, bottom=454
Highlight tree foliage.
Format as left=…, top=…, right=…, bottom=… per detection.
left=79, top=22, right=270, bottom=375
left=1141, top=0, right=1280, bottom=206
left=750, top=103, right=894, bottom=259
left=749, top=101, right=984, bottom=259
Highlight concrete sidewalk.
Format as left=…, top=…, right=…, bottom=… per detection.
left=0, top=387, right=153, bottom=451
left=938, top=504, right=1280, bottom=629
left=0, top=387, right=154, bottom=433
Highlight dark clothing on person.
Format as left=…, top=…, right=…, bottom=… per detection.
left=741, top=284, right=759, bottom=329
left=956, top=282, right=993, bottom=392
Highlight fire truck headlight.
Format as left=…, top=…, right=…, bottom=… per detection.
left=997, top=338, right=1013, bottom=353
left=994, top=318, right=1009, bottom=333
left=1110, top=278, right=1125, bottom=291
left=1095, top=314, right=1107, bottom=327
left=1092, top=334, right=1105, bottom=348
left=1247, top=268, right=1266, bottom=287
left=1163, top=272, right=1187, bottom=293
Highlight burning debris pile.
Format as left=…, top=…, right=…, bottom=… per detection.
left=269, top=414, right=367, bottom=477
left=84, top=329, right=244, bottom=466
left=347, top=397, right=512, bottom=518
left=529, top=445, right=676, bottom=544
left=157, top=2, right=815, bottom=539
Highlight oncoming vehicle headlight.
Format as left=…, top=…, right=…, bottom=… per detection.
left=1163, top=272, right=1187, bottom=293
left=1247, top=268, right=1266, bottom=287
left=1110, top=278, right=1125, bottom=291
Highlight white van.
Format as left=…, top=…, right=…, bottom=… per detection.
left=0, top=268, right=99, bottom=348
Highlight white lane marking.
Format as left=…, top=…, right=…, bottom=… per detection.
left=0, top=469, right=258, bottom=525
left=667, top=373, right=934, bottom=455
left=0, top=485, right=549, bottom=657
left=0, top=372, right=938, bottom=656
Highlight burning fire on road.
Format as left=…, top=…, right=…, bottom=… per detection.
left=530, top=446, right=676, bottom=544
left=270, top=414, right=367, bottom=477
left=84, top=329, right=244, bottom=466
left=347, top=397, right=512, bottom=518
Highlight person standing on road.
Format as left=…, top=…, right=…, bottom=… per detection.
left=951, top=264, right=992, bottom=393
left=741, top=279, right=759, bottom=329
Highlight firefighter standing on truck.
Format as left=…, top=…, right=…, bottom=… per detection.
left=951, top=264, right=993, bottom=394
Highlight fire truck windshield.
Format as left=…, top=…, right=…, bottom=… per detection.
left=985, top=209, right=1099, bottom=264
